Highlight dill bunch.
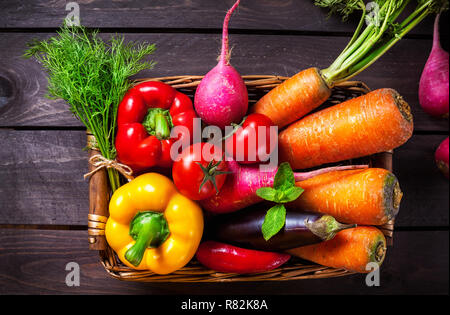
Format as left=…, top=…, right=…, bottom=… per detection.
left=25, top=24, right=156, bottom=191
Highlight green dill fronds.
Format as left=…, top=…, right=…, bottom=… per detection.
left=24, top=24, right=156, bottom=191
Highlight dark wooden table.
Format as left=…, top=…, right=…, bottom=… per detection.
left=0, top=1, right=448, bottom=295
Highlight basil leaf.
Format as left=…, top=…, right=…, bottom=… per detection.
left=261, top=204, right=286, bottom=241
left=276, top=186, right=305, bottom=203
left=256, top=187, right=277, bottom=202
left=273, top=162, right=295, bottom=191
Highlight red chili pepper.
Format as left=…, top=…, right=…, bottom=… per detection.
left=115, top=81, right=198, bottom=172
left=195, top=241, right=290, bottom=274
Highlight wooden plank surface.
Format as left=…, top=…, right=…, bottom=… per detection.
left=0, top=0, right=447, bottom=38
left=395, top=135, right=450, bottom=228
left=0, top=228, right=447, bottom=295
left=0, top=130, right=88, bottom=226
left=0, top=0, right=448, bottom=296
left=0, top=130, right=448, bottom=227
left=0, top=33, right=448, bottom=132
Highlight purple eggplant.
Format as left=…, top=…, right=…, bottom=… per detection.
left=205, top=206, right=355, bottom=251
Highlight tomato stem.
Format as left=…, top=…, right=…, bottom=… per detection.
left=222, top=115, right=247, bottom=141
left=196, top=156, right=232, bottom=194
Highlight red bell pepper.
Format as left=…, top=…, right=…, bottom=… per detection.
left=115, top=81, right=198, bottom=172
left=195, top=241, right=290, bottom=274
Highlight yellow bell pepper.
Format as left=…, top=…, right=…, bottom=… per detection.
left=105, top=172, right=204, bottom=274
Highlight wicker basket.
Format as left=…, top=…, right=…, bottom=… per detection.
left=87, top=75, right=394, bottom=282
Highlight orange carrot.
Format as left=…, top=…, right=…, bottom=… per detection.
left=287, top=226, right=387, bottom=273
left=279, top=88, right=413, bottom=170
left=289, top=168, right=403, bottom=225
left=251, top=68, right=331, bottom=128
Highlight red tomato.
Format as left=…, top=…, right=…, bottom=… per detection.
left=225, top=113, right=277, bottom=164
left=172, top=142, right=229, bottom=200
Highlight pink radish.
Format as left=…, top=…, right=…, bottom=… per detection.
left=419, top=14, right=449, bottom=118
left=194, top=0, right=248, bottom=129
left=435, top=137, right=449, bottom=179
left=200, top=160, right=368, bottom=213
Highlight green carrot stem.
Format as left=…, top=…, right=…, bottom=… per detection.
left=324, top=0, right=394, bottom=76
left=399, top=1, right=430, bottom=29
left=338, top=1, right=394, bottom=69
left=323, top=26, right=376, bottom=84
left=340, top=2, right=367, bottom=55
left=337, top=7, right=433, bottom=83
left=320, top=0, right=446, bottom=86
left=325, top=25, right=372, bottom=81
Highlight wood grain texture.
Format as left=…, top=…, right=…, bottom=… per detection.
left=0, top=130, right=88, bottom=226
left=394, top=134, right=450, bottom=228
left=0, top=0, right=447, bottom=38
left=0, top=228, right=447, bottom=294
left=0, top=33, right=448, bottom=132
left=0, top=130, right=447, bottom=227
left=0, top=0, right=447, bottom=296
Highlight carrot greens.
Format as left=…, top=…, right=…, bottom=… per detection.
left=315, top=0, right=449, bottom=86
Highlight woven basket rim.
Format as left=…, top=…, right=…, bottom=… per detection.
left=89, top=75, right=394, bottom=282
left=133, top=74, right=371, bottom=91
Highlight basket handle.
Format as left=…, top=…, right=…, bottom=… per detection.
left=86, top=132, right=110, bottom=250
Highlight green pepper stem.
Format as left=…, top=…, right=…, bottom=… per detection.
left=125, top=222, right=156, bottom=267
left=155, top=113, right=171, bottom=140
left=124, top=212, right=170, bottom=267
left=142, top=108, right=174, bottom=139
